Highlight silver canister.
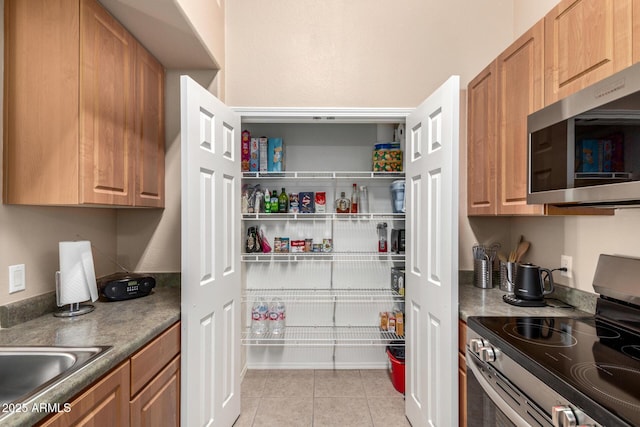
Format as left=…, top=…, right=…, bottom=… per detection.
left=473, top=257, right=493, bottom=289
left=499, top=261, right=517, bottom=293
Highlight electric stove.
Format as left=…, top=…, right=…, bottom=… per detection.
left=466, top=254, right=640, bottom=427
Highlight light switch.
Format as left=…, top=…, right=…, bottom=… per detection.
left=9, top=264, right=26, bottom=293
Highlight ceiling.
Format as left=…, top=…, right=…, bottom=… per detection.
left=98, top=0, right=218, bottom=69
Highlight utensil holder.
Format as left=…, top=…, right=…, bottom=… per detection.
left=499, top=261, right=517, bottom=293
left=473, top=258, right=493, bottom=289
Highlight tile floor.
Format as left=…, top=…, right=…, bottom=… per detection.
left=235, top=369, right=410, bottom=427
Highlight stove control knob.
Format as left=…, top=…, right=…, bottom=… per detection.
left=552, top=406, right=577, bottom=427
left=479, top=346, right=498, bottom=362
left=469, top=338, right=487, bottom=353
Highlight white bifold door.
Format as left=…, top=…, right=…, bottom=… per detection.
left=180, top=76, right=242, bottom=427
left=405, top=76, right=460, bottom=426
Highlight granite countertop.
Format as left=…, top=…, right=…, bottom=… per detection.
left=459, top=282, right=590, bottom=322
left=0, top=286, right=180, bottom=427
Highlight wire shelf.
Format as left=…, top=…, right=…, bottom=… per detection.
left=241, top=252, right=405, bottom=263
left=241, top=212, right=405, bottom=221
left=243, top=288, right=403, bottom=303
left=242, top=326, right=405, bottom=346
left=243, top=171, right=405, bottom=180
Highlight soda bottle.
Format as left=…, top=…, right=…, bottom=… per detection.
left=269, top=298, right=286, bottom=335
left=271, top=190, right=278, bottom=213
left=278, top=188, right=288, bottom=213
left=250, top=298, right=269, bottom=334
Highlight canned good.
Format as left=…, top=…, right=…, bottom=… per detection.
left=312, top=243, right=323, bottom=252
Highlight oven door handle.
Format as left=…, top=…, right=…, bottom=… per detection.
left=467, top=353, right=531, bottom=427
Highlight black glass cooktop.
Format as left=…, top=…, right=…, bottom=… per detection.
left=471, top=315, right=640, bottom=426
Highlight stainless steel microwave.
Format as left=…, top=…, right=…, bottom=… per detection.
left=528, top=62, right=640, bottom=206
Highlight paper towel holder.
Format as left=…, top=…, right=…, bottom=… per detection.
left=54, top=271, right=95, bottom=317
left=53, top=240, right=99, bottom=318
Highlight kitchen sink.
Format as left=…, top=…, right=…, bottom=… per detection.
left=0, top=346, right=111, bottom=406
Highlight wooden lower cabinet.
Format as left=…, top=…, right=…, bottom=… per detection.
left=37, top=321, right=180, bottom=427
left=39, top=362, right=130, bottom=427
left=458, top=319, right=467, bottom=427
left=130, top=356, right=180, bottom=426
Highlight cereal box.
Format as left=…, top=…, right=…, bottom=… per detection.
left=241, top=130, right=250, bottom=171
left=249, top=138, right=259, bottom=172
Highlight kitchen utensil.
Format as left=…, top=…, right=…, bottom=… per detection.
left=514, top=241, right=530, bottom=263
left=513, top=263, right=554, bottom=301
left=499, top=261, right=517, bottom=293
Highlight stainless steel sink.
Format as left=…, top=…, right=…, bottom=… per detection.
left=0, top=346, right=111, bottom=405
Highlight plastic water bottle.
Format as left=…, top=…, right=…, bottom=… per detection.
left=269, top=298, right=286, bottom=335
left=250, top=298, right=269, bottom=335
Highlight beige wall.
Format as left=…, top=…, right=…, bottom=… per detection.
left=0, top=0, right=118, bottom=305
left=225, top=0, right=514, bottom=108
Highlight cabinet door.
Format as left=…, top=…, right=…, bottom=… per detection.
left=135, top=44, right=165, bottom=208
left=39, top=362, right=130, bottom=427
left=544, top=0, right=634, bottom=105
left=467, top=62, right=497, bottom=215
left=131, top=356, right=180, bottom=427
left=3, top=0, right=81, bottom=205
left=80, top=0, right=136, bottom=205
left=496, top=21, right=545, bottom=215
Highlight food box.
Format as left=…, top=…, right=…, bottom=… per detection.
left=299, top=192, right=315, bottom=213
left=279, top=237, right=290, bottom=253
left=315, top=192, right=326, bottom=213
left=249, top=138, right=260, bottom=171
left=267, top=138, right=284, bottom=172
left=576, top=139, right=601, bottom=173
left=259, top=137, right=268, bottom=172
left=289, top=193, right=299, bottom=213
left=241, top=130, right=250, bottom=171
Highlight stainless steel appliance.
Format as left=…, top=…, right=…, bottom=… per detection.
left=467, top=254, right=640, bottom=427
left=527, top=61, right=640, bottom=206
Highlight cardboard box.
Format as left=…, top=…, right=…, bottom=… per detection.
left=259, top=137, right=268, bottom=172
left=249, top=138, right=260, bottom=171
left=267, top=138, right=284, bottom=172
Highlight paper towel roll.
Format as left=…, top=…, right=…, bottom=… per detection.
left=57, top=241, right=98, bottom=306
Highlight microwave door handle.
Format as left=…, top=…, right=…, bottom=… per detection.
left=467, top=353, right=531, bottom=427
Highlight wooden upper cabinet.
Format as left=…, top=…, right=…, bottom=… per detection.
left=135, top=44, right=165, bottom=208
left=3, top=0, right=165, bottom=207
left=467, top=62, right=497, bottom=215
left=544, top=0, right=634, bottom=105
left=496, top=21, right=545, bottom=215
left=80, top=0, right=136, bottom=206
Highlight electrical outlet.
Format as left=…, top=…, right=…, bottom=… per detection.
left=9, top=264, right=26, bottom=293
left=560, top=255, right=572, bottom=279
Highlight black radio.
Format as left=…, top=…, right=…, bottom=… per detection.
left=97, top=272, right=156, bottom=301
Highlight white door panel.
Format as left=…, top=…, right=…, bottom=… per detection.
left=405, top=76, right=460, bottom=427
left=181, top=75, right=241, bottom=427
